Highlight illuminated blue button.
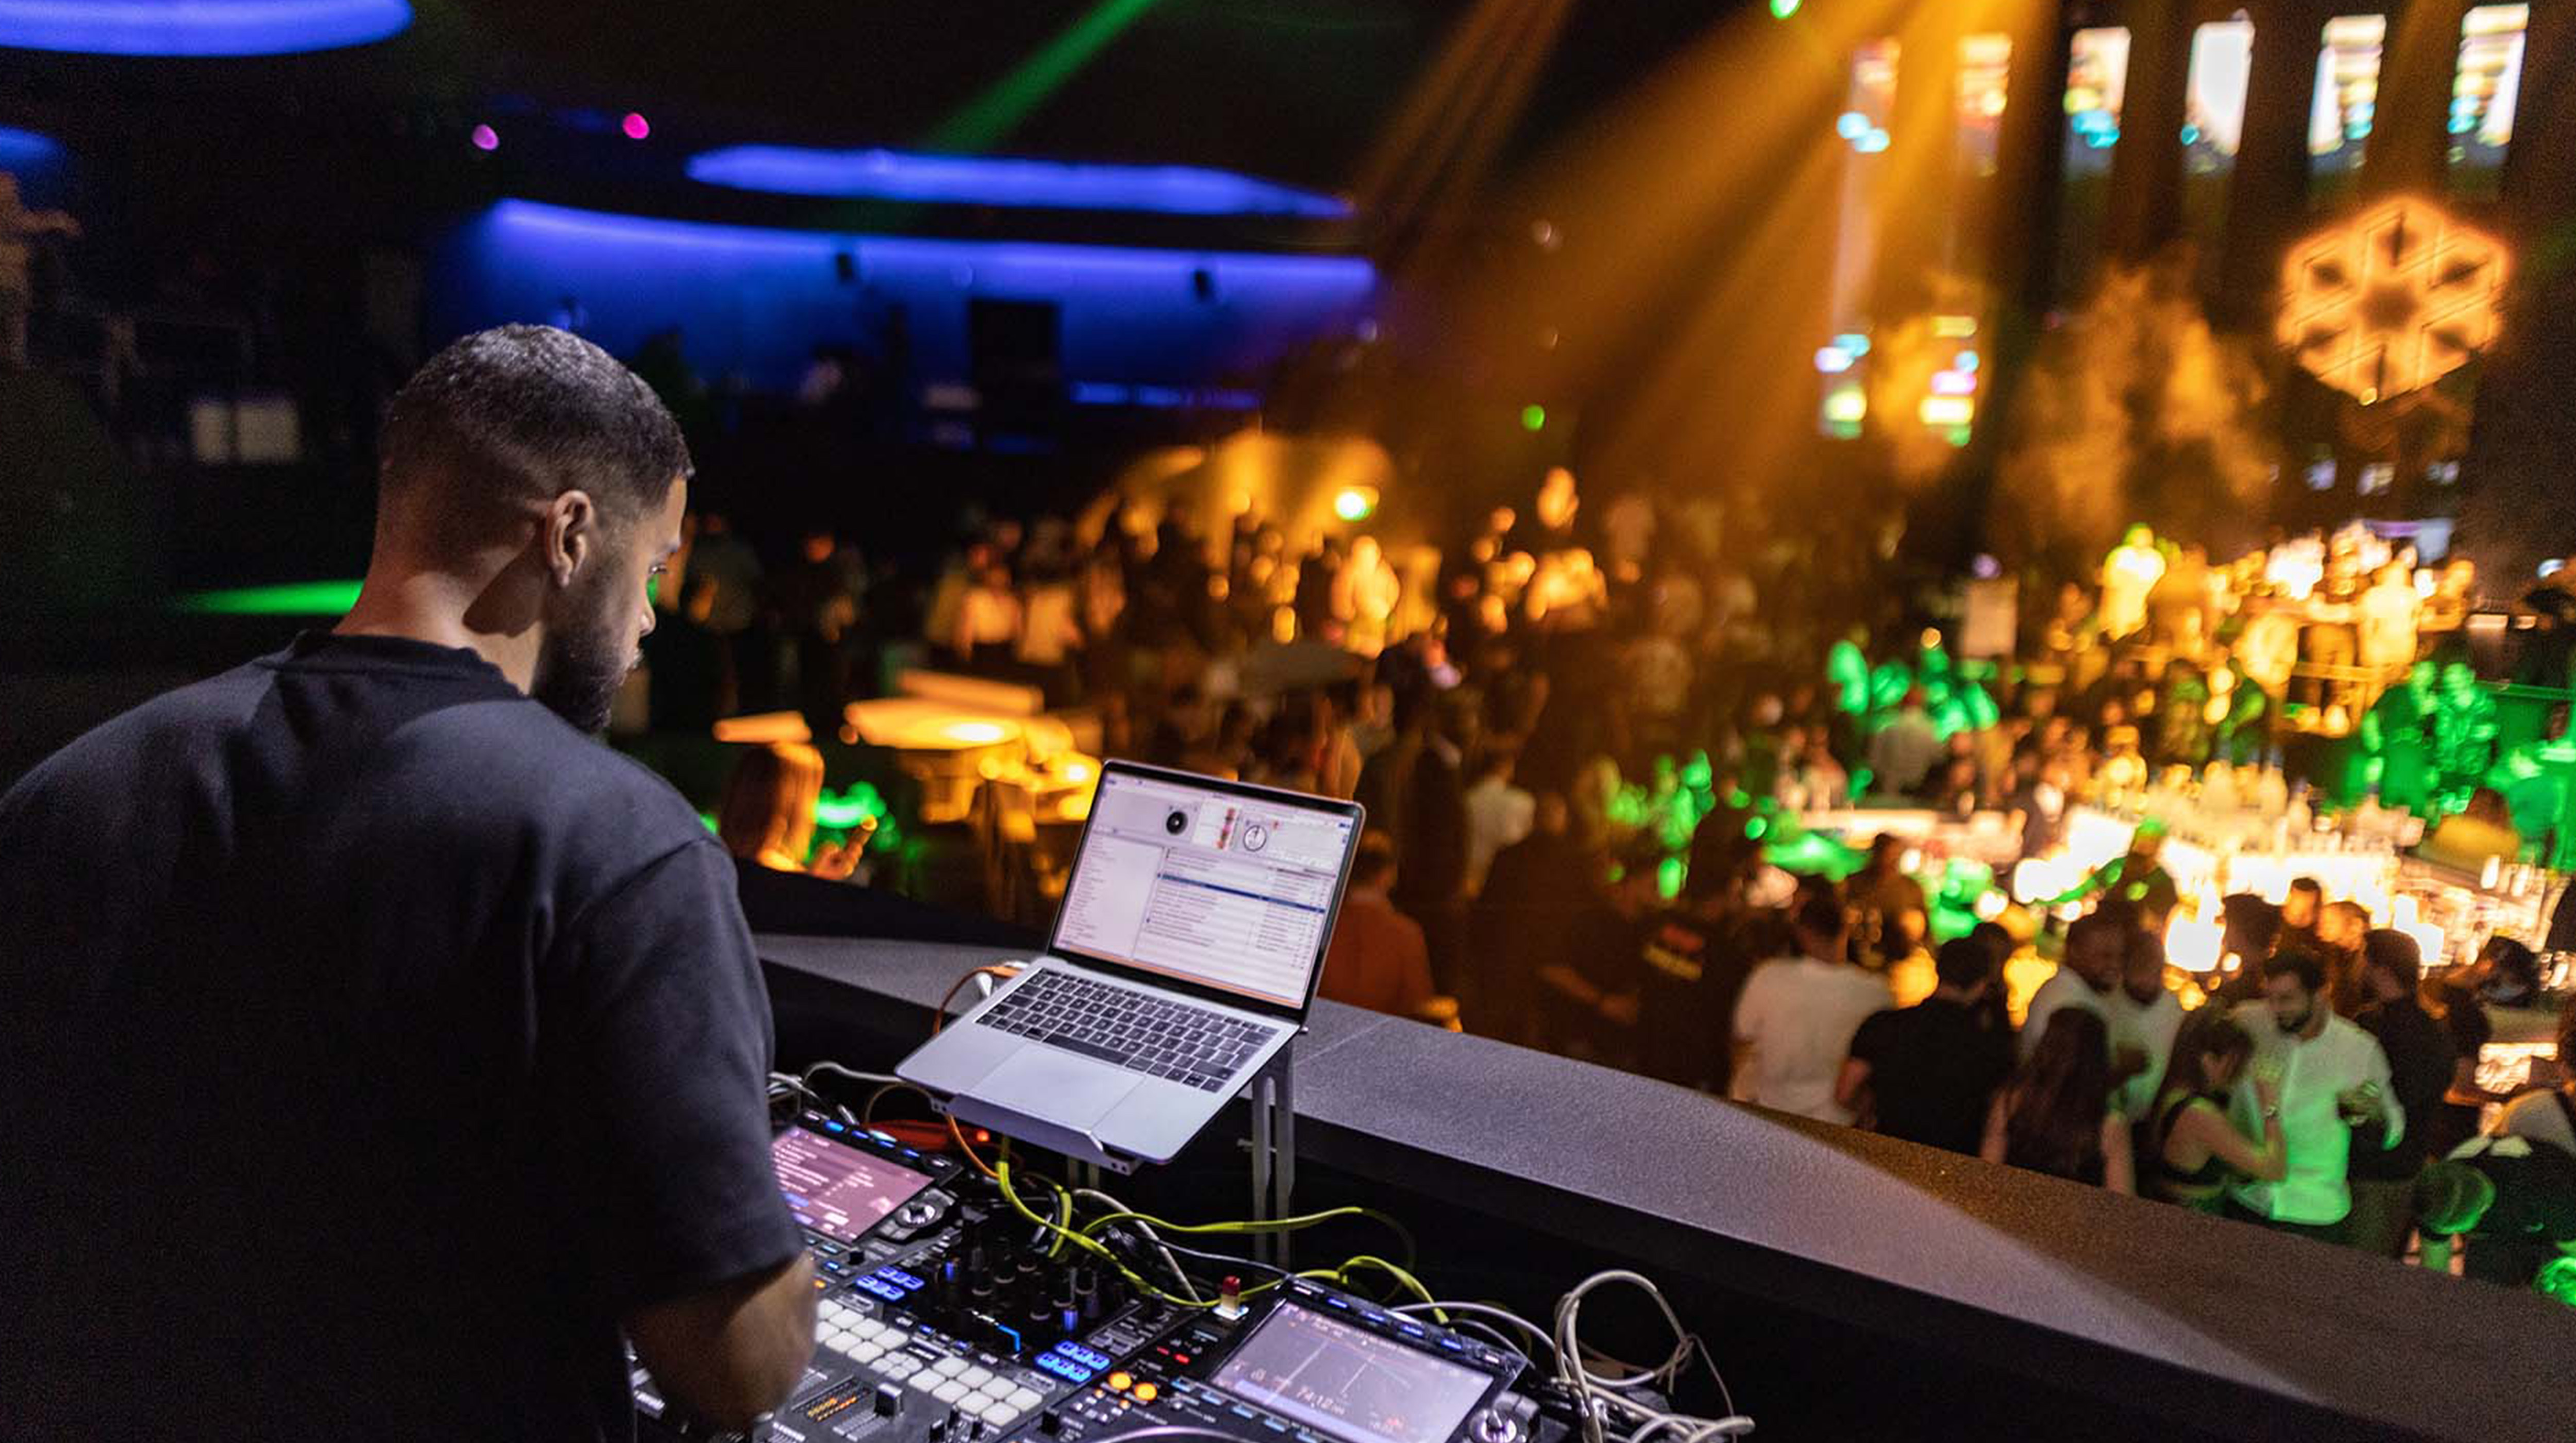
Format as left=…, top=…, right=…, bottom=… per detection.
left=1437, top=1338, right=1466, bottom=1353
left=1397, top=1323, right=1425, bottom=1338
left=886, top=1269, right=925, bottom=1291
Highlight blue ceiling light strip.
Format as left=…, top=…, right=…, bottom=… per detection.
left=686, top=145, right=1352, bottom=219
left=478, top=199, right=1377, bottom=289
left=0, top=0, right=411, bottom=56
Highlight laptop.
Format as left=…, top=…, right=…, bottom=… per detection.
left=899, top=761, right=1363, bottom=1171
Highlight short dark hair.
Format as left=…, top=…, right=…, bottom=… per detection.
left=2287, top=877, right=2324, bottom=898
left=1935, top=936, right=1993, bottom=991
left=1350, top=830, right=1399, bottom=887
left=2065, top=909, right=2126, bottom=959
left=2361, top=929, right=2422, bottom=991
left=1792, top=892, right=1846, bottom=942
left=379, top=325, right=691, bottom=560
left=2265, top=946, right=2327, bottom=995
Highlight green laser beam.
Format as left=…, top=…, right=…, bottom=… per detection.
left=172, top=580, right=363, bottom=617
left=924, top=0, right=1167, bottom=154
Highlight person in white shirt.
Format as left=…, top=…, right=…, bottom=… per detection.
left=1868, top=691, right=1942, bottom=800
left=2021, top=911, right=2130, bottom=1065
left=1461, top=747, right=1535, bottom=897
left=2112, top=928, right=2186, bottom=1122
left=2225, top=947, right=2403, bottom=1240
left=1732, top=892, right=1892, bottom=1124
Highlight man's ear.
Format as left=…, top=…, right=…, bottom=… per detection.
left=540, top=490, right=599, bottom=589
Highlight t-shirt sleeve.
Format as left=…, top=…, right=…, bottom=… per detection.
left=546, top=839, right=803, bottom=1313
left=1732, top=964, right=1772, bottom=1043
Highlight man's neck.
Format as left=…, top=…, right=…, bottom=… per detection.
left=338, top=563, right=540, bottom=694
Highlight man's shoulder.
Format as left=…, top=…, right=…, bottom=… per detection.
left=393, top=702, right=708, bottom=852
left=3, top=662, right=273, bottom=812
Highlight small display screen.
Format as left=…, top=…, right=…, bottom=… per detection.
left=1211, top=1303, right=1493, bottom=1443
left=771, top=1127, right=932, bottom=1244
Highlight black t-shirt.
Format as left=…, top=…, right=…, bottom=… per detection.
left=1632, top=909, right=1754, bottom=1091
left=1847, top=997, right=2017, bottom=1156
left=0, top=634, right=801, bottom=1440
left=2353, top=998, right=2456, bottom=1178
left=2448, top=1134, right=2576, bottom=1288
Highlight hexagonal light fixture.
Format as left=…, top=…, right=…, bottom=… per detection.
left=2277, top=196, right=2509, bottom=405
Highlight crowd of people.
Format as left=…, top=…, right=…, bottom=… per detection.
left=651, top=472, right=2572, bottom=1295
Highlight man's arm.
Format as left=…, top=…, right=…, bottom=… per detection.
left=627, top=1254, right=819, bottom=1433
left=550, top=839, right=816, bottom=1429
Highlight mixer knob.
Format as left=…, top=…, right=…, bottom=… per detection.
left=875, top=1384, right=905, bottom=1418
left=1469, top=1410, right=1516, bottom=1443
left=897, top=1200, right=943, bottom=1229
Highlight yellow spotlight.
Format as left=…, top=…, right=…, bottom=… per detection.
left=1919, top=395, right=1976, bottom=427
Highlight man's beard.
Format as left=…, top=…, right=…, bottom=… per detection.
left=531, top=575, right=634, bottom=733
left=2276, top=1005, right=2313, bottom=1036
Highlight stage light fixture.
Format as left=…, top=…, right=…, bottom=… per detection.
left=471, top=124, right=499, bottom=151
left=1770, top=0, right=1800, bottom=18
left=622, top=112, right=650, bottom=141
left=1333, top=486, right=1379, bottom=523
left=1520, top=404, right=1546, bottom=432
left=2278, top=196, right=2507, bottom=404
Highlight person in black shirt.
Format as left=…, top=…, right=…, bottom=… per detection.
left=1468, top=792, right=1589, bottom=1047
left=2349, top=931, right=2457, bottom=1257
left=0, top=326, right=814, bottom=1440
left=1536, top=841, right=1660, bottom=1066
left=1633, top=849, right=1758, bottom=1092
left=1837, top=937, right=2016, bottom=1155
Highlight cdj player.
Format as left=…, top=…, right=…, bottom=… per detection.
left=1038, top=1277, right=1549, bottom=1443
left=637, top=1112, right=1580, bottom=1443
left=637, top=1113, right=1172, bottom=1443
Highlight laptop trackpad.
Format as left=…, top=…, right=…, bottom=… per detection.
left=977, top=1048, right=1139, bottom=1129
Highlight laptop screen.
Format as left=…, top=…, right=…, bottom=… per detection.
left=1053, top=768, right=1359, bottom=1009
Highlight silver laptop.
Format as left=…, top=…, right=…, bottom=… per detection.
left=899, top=761, right=1363, bottom=1171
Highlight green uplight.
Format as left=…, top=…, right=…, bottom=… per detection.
left=1770, top=0, right=1800, bottom=15
left=172, top=579, right=364, bottom=617
left=1520, top=404, right=1547, bottom=432
left=926, top=0, right=1167, bottom=153
left=815, top=781, right=889, bottom=831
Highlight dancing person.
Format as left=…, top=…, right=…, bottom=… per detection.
left=1731, top=892, right=1892, bottom=1124
left=1838, top=937, right=2015, bottom=1155
left=2223, top=948, right=2404, bottom=1243
left=2139, top=1011, right=2285, bottom=1213
left=1982, top=1008, right=2135, bottom=1194
left=2347, top=930, right=2457, bottom=1256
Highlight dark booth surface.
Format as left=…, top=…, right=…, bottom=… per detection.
left=758, top=934, right=2576, bottom=1443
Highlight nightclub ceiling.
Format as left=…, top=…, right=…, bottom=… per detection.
left=0, top=0, right=1739, bottom=205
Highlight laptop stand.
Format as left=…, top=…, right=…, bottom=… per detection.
left=1246, top=1042, right=1297, bottom=1269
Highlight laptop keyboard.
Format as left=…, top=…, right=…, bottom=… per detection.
left=972, top=970, right=1275, bottom=1092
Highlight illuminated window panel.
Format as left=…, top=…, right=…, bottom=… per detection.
left=2449, top=4, right=2526, bottom=192
left=2184, top=20, right=2253, bottom=175
left=1818, top=40, right=1899, bottom=440
left=2182, top=19, right=2253, bottom=276
left=2062, top=27, right=2130, bottom=180
left=1955, top=33, right=2012, bottom=179
left=2056, top=27, right=2128, bottom=303
left=2309, top=14, right=2385, bottom=192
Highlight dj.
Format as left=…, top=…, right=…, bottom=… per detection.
left=0, top=327, right=815, bottom=1437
